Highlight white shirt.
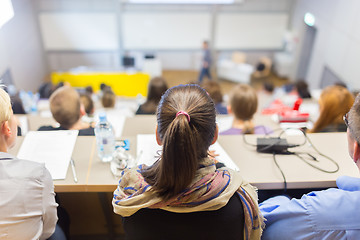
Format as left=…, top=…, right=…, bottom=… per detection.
left=0, top=152, right=58, bottom=240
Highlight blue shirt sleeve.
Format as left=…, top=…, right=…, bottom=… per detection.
left=337, top=175, right=360, bottom=191
left=260, top=187, right=360, bottom=240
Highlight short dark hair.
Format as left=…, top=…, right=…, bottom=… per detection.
left=142, top=84, right=216, bottom=200
left=85, top=86, right=94, bottom=94
left=296, top=80, right=311, bottom=99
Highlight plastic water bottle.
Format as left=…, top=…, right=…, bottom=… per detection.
left=30, top=92, right=39, bottom=114
left=19, top=90, right=32, bottom=113
left=95, top=113, right=116, bottom=162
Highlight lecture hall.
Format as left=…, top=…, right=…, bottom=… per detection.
left=0, top=0, right=359, bottom=239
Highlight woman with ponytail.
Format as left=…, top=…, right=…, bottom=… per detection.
left=221, top=83, right=272, bottom=135
left=113, top=84, right=263, bottom=240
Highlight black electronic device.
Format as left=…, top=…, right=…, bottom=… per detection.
left=144, top=54, right=155, bottom=59
left=122, top=56, right=135, bottom=68
left=256, top=137, right=289, bottom=153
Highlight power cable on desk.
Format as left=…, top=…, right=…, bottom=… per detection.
left=273, top=152, right=287, bottom=192
left=243, top=127, right=340, bottom=193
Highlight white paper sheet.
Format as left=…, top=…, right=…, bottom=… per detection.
left=216, top=115, right=233, bottom=133
left=95, top=110, right=127, bottom=138
left=17, top=116, right=28, bottom=135
left=17, top=130, right=78, bottom=180
left=136, top=134, right=239, bottom=171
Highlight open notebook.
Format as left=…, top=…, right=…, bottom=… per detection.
left=136, top=134, right=239, bottom=171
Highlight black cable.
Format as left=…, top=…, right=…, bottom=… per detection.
left=278, top=128, right=307, bottom=148
left=273, top=152, right=287, bottom=192
left=242, top=133, right=257, bottom=147
left=292, top=152, right=339, bottom=173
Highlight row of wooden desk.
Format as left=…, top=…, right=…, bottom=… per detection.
left=10, top=114, right=359, bottom=238
left=11, top=114, right=359, bottom=192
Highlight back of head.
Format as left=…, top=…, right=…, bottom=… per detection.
left=80, top=94, right=94, bottom=115
left=147, top=77, right=168, bottom=103
left=201, top=81, right=223, bottom=104
left=141, top=77, right=168, bottom=113
left=230, top=84, right=258, bottom=121
left=296, top=80, right=312, bottom=99
left=310, top=85, right=354, bottom=133
left=101, top=90, right=116, bottom=108
left=0, top=87, right=12, bottom=123
left=85, top=86, right=94, bottom=95
left=49, top=86, right=81, bottom=129
left=142, top=84, right=216, bottom=200
left=100, top=83, right=107, bottom=91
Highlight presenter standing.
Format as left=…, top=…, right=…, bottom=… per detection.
left=198, top=41, right=212, bottom=83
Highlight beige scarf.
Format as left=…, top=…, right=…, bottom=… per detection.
left=113, top=158, right=263, bottom=240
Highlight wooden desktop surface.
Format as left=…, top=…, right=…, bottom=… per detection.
left=218, top=133, right=359, bottom=189
left=10, top=136, right=96, bottom=192
left=10, top=115, right=360, bottom=192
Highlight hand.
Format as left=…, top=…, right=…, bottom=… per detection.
left=208, top=150, right=219, bottom=161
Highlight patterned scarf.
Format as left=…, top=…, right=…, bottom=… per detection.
left=113, top=158, right=263, bottom=240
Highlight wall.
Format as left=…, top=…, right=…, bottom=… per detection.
left=35, top=0, right=293, bottom=71
left=291, top=0, right=360, bottom=90
left=0, top=0, right=47, bottom=91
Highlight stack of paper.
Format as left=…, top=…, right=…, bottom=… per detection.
left=136, top=134, right=239, bottom=171
left=17, top=130, right=78, bottom=180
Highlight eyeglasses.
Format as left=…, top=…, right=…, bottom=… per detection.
left=343, top=112, right=349, bottom=128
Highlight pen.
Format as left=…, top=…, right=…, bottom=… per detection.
left=70, top=158, right=78, bottom=183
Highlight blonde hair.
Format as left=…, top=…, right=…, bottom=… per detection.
left=50, top=86, right=81, bottom=129
left=309, top=85, right=354, bottom=133
left=229, top=84, right=258, bottom=134
left=0, top=87, right=12, bottom=123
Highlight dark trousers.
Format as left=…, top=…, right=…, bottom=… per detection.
left=198, top=67, right=211, bottom=83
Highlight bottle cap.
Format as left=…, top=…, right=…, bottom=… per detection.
left=98, top=112, right=107, bottom=121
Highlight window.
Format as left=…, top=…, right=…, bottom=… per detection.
left=0, top=0, right=14, bottom=29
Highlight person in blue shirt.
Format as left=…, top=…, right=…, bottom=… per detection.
left=198, top=41, right=212, bottom=83
left=260, top=93, right=360, bottom=239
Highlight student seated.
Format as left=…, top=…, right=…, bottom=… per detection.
left=295, top=80, right=311, bottom=99
left=80, top=93, right=95, bottom=126
left=101, top=89, right=116, bottom=108
left=221, top=84, right=272, bottom=135
left=135, top=77, right=168, bottom=115
left=0, top=87, right=59, bottom=239
left=80, top=93, right=95, bottom=116
left=113, top=84, right=263, bottom=240
left=201, top=81, right=227, bottom=114
left=260, top=92, right=360, bottom=239
left=308, top=85, right=354, bottom=133
left=38, top=86, right=95, bottom=136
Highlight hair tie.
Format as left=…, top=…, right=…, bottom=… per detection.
left=176, top=111, right=190, bottom=123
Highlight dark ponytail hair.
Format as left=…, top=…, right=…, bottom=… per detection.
left=142, top=84, right=216, bottom=200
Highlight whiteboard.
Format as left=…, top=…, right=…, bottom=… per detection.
left=122, top=12, right=211, bottom=50
left=39, top=13, right=119, bottom=51
left=215, top=13, right=288, bottom=49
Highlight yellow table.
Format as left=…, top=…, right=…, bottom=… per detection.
left=51, top=72, right=151, bottom=97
